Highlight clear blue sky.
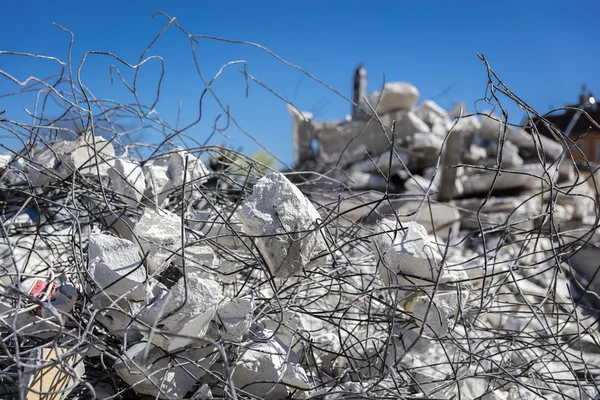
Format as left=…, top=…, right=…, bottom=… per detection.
left=1, top=1, right=599, bottom=167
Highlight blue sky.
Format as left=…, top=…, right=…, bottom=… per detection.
left=1, top=1, right=599, bottom=167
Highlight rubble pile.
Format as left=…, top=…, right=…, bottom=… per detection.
left=1, top=120, right=600, bottom=400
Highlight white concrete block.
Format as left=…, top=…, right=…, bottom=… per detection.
left=138, top=274, right=224, bottom=352
left=408, top=132, right=443, bottom=154
left=415, top=100, right=449, bottom=128
left=29, top=134, right=115, bottom=185
left=371, top=220, right=443, bottom=291
left=91, top=290, right=150, bottom=339
left=188, top=207, right=246, bottom=250
left=167, top=149, right=211, bottom=188
left=480, top=112, right=563, bottom=161
left=232, top=329, right=312, bottom=399
left=114, top=342, right=218, bottom=399
left=392, top=111, right=430, bottom=138
left=87, top=233, right=149, bottom=301
left=409, top=291, right=458, bottom=338
left=238, top=172, right=328, bottom=279
left=216, top=296, right=254, bottom=342
left=133, top=207, right=182, bottom=274
left=143, top=163, right=170, bottom=206
left=453, top=115, right=481, bottom=134
left=173, top=244, right=216, bottom=276
left=488, top=140, right=524, bottom=167
left=394, top=327, right=431, bottom=356
left=367, top=82, right=420, bottom=114
left=108, top=158, right=146, bottom=207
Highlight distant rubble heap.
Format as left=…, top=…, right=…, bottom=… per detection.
left=0, top=100, right=599, bottom=397
left=288, top=67, right=598, bottom=246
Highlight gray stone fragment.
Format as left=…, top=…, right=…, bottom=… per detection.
left=216, top=296, right=254, bottom=342
left=167, top=148, right=211, bottom=188
left=133, top=207, right=182, bottom=274
left=138, top=274, right=224, bottom=352
left=238, top=172, right=328, bottom=279
left=408, top=291, right=459, bottom=338
left=415, top=100, right=449, bottom=128
left=232, top=329, right=312, bottom=399
left=371, top=220, right=443, bottom=296
left=479, top=112, right=563, bottom=161
left=87, top=233, right=149, bottom=301
left=114, top=342, right=218, bottom=399
left=108, top=158, right=146, bottom=207
left=29, top=134, right=115, bottom=185
left=367, top=82, right=420, bottom=114
left=143, top=163, right=170, bottom=206
left=392, top=111, right=430, bottom=138
left=173, top=244, right=216, bottom=276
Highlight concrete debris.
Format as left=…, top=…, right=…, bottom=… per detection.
left=238, top=172, right=328, bottom=278
left=133, top=207, right=182, bottom=274
left=28, top=134, right=115, bottom=185
left=2, top=64, right=599, bottom=400
left=371, top=219, right=443, bottom=298
left=108, top=158, right=146, bottom=207
left=137, top=273, right=224, bottom=352
left=187, top=206, right=247, bottom=249
left=114, top=342, right=217, bottom=399
left=479, top=112, right=563, bottom=161
left=231, top=328, right=312, bottom=399
left=415, top=100, right=450, bottom=128
left=143, top=163, right=171, bottom=206
left=173, top=244, right=216, bottom=276
left=216, top=296, right=254, bottom=342
left=367, top=82, right=420, bottom=114
left=87, top=233, right=150, bottom=301
left=167, top=148, right=211, bottom=188
left=407, top=291, right=459, bottom=338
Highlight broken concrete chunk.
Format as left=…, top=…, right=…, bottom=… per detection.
left=238, top=172, right=328, bottom=279
left=394, top=327, right=431, bottom=356
left=133, top=207, right=182, bottom=274
left=138, top=274, right=224, bottom=352
left=91, top=292, right=146, bottom=339
left=114, top=342, right=218, bottom=399
left=232, top=329, right=312, bottom=399
left=108, top=158, right=146, bottom=207
left=408, top=291, right=459, bottom=338
left=167, top=148, right=211, bottom=188
left=316, top=114, right=394, bottom=167
left=367, top=82, right=420, bottom=114
left=143, top=163, right=170, bottom=206
left=29, top=134, right=115, bottom=185
left=216, top=296, right=254, bottom=342
left=88, top=233, right=149, bottom=301
left=487, top=140, right=524, bottom=167
left=371, top=220, right=443, bottom=294
left=173, top=244, right=216, bottom=276
left=188, top=207, right=246, bottom=249
left=393, top=111, right=430, bottom=139
left=415, top=100, right=449, bottom=128
left=479, top=113, right=563, bottom=161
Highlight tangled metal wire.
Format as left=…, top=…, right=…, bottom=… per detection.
left=1, top=11, right=600, bottom=400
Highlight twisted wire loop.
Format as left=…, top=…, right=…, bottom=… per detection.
left=1, top=12, right=599, bottom=400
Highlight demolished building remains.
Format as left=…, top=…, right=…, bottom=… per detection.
left=2, top=36, right=600, bottom=400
